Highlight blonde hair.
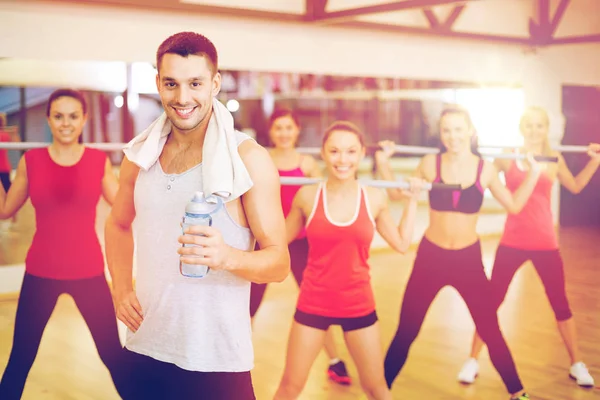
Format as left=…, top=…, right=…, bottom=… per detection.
left=520, top=106, right=553, bottom=156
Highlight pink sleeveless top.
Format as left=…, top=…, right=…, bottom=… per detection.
left=279, top=160, right=306, bottom=240
left=500, top=161, right=558, bottom=250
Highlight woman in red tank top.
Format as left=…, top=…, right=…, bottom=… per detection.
left=250, top=109, right=353, bottom=384
left=461, top=107, right=600, bottom=388
left=273, top=121, right=424, bottom=400
left=0, top=89, right=127, bottom=399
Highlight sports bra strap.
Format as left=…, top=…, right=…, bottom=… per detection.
left=434, top=153, right=442, bottom=183
left=476, top=158, right=484, bottom=180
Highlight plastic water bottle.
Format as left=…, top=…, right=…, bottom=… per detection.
left=180, top=191, right=223, bottom=278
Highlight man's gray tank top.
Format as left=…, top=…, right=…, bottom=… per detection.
left=126, top=131, right=256, bottom=372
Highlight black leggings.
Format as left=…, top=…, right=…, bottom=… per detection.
left=250, top=237, right=308, bottom=317
left=0, top=273, right=128, bottom=399
left=120, top=349, right=255, bottom=400
left=384, top=237, right=524, bottom=394
left=488, top=245, right=572, bottom=320
left=0, top=172, right=10, bottom=192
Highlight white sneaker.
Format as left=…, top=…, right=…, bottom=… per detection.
left=458, top=358, right=479, bottom=384
left=569, top=362, right=595, bottom=387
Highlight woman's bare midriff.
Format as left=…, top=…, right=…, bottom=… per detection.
left=424, top=211, right=480, bottom=249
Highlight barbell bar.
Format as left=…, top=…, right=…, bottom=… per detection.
left=0, top=142, right=126, bottom=151
left=0, top=142, right=591, bottom=159
left=280, top=176, right=460, bottom=191
left=364, top=144, right=558, bottom=162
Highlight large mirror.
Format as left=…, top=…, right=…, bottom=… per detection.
left=0, top=58, right=525, bottom=267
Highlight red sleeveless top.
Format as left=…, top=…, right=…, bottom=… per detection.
left=25, top=148, right=107, bottom=279
left=297, top=183, right=376, bottom=318
left=279, top=163, right=306, bottom=239
left=500, top=161, right=558, bottom=250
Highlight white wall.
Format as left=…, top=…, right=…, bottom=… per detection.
left=0, top=2, right=599, bottom=86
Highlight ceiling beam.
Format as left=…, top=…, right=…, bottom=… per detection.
left=21, top=0, right=597, bottom=48
left=423, top=9, right=440, bottom=29
left=423, top=4, right=466, bottom=32
left=305, top=0, right=328, bottom=21
left=33, top=0, right=305, bottom=22
left=550, top=34, right=600, bottom=45
left=529, top=0, right=571, bottom=45
left=339, top=21, right=532, bottom=45
left=535, top=0, right=552, bottom=42
left=308, top=0, right=474, bottom=24
left=538, top=0, right=551, bottom=27
left=441, top=5, right=466, bottom=31
left=550, top=0, right=570, bottom=34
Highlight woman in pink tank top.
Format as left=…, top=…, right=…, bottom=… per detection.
left=459, top=107, right=600, bottom=388
left=249, top=109, right=353, bottom=384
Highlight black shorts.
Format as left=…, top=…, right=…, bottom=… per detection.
left=294, top=309, right=378, bottom=332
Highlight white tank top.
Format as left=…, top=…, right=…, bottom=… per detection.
left=126, top=132, right=256, bottom=372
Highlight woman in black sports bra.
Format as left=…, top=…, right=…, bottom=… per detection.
left=375, top=105, right=541, bottom=400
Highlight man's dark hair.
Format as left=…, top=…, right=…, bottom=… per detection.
left=156, top=32, right=219, bottom=76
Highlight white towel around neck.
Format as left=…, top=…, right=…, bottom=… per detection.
left=123, top=98, right=254, bottom=202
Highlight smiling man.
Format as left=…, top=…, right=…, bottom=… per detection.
left=105, top=32, right=290, bottom=400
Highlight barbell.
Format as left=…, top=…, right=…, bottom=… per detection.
left=295, top=144, right=592, bottom=162
left=0, top=142, right=126, bottom=151
left=0, top=142, right=591, bottom=162
left=279, top=176, right=460, bottom=191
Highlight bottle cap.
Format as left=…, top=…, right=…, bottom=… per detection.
left=185, top=191, right=222, bottom=215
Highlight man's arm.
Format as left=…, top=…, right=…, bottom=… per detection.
left=179, top=140, right=290, bottom=284
left=101, top=157, right=119, bottom=206
left=285, top=186, right=309, bottom=244
left=105, top=156, right=143, bottom=331
left=230, top=140, right=290, bottom=283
